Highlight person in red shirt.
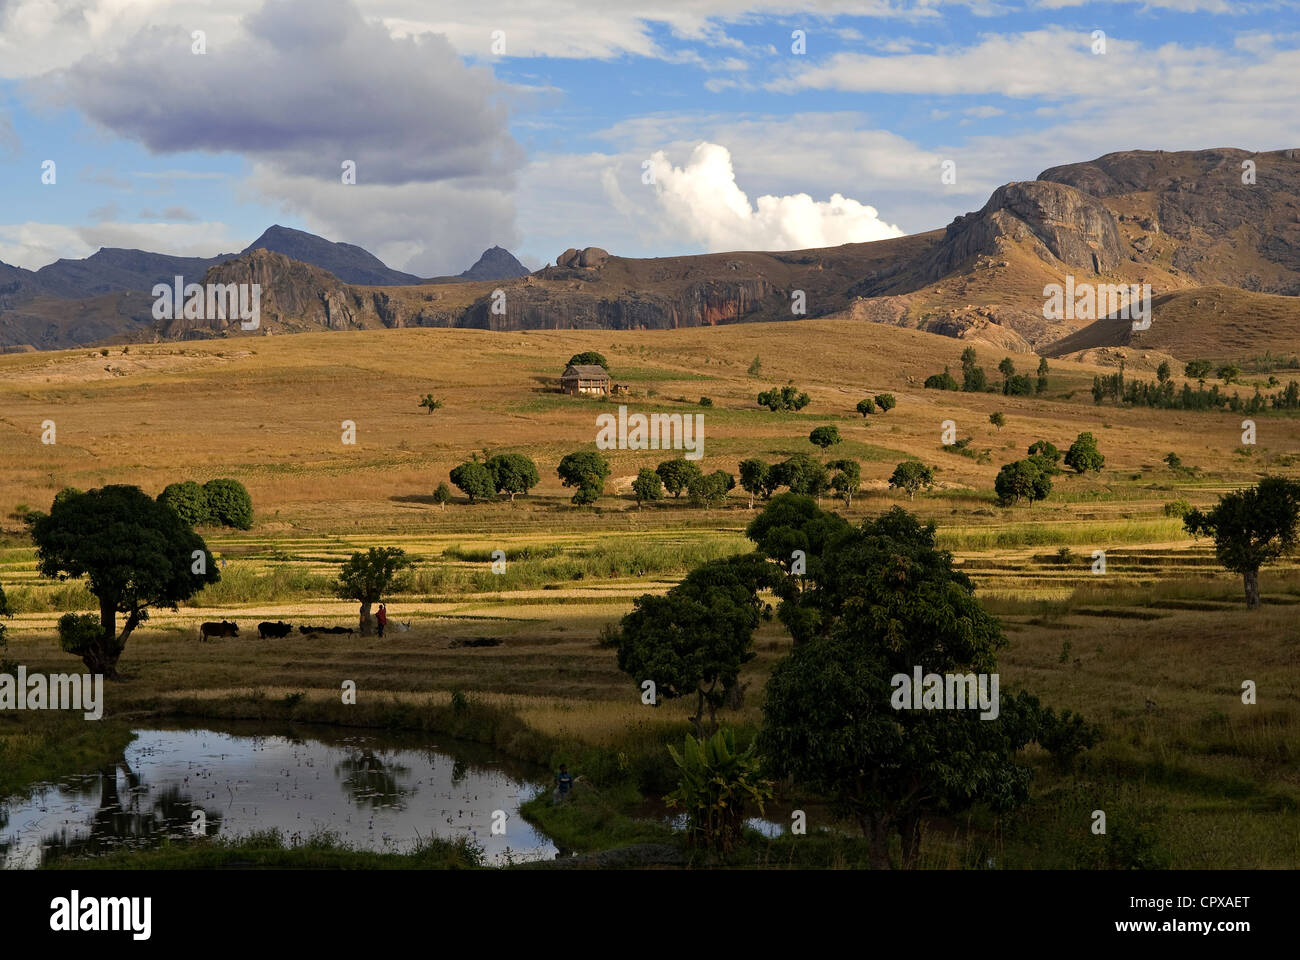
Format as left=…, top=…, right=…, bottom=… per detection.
left=376, top=603, right=388, bottom=638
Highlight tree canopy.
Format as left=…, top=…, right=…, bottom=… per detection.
left=557, top=451, right=610, bottom=505
left=1184, top=477, right=1300, bottom=608
left=485, top=453, right=540, bottom=504
left=30, top=485, right=219, bottom=677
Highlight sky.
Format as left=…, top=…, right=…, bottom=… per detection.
left=1, top=0, right=1297, bottom=277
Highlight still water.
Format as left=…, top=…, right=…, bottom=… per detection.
left=0, top=722, right=559, bottom=868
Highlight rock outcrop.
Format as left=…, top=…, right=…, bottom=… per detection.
left=917, top=180, right=1125, bottom=280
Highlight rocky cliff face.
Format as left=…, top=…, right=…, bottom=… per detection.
left=1039, top=148, right=1300, bottom=293
left=917, top=180, right=1125, bottom=280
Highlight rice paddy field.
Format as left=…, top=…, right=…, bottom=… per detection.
left=2, top=318, right=1299, bottom=868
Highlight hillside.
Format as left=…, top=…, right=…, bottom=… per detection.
left=1043, top=285, right=1300, bottom=363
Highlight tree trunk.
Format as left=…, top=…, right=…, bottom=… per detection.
left=1243, top=568, right=1261, bottom=609
left=860, top=815, right=893, bottom=869
left=87, top=598, right=125, bottom=679
left=359, top=601, right=374, bottom=635
left=898, top=813, right=923, bottom=868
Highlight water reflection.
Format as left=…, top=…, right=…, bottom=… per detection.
left=0, top=722, right=557, bottom=868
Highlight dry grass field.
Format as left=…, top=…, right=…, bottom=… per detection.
left=2, top=316, right=1299, bottom=867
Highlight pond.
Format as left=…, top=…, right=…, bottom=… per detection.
left=0, top=721, right=559, bottom=868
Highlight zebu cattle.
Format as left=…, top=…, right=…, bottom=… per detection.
left=199, top=620, right=239, bottom=642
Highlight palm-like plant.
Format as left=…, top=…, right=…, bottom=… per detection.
left=665, top=728, right=773, bottom=853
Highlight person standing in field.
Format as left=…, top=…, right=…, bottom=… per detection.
left=554, top=764, right=574, bottom=804
left=376, top=603, right=388, bottom=638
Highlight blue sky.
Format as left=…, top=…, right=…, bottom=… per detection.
left=1, top=0, right=1297, bottom=276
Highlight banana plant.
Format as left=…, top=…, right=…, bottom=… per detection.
left=666, top=727, right=773, bottom=853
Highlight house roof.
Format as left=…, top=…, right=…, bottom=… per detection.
left=562, top=364, right=609, bottom=378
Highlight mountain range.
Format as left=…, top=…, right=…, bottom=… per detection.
left=3, top=148, right=1298, bottom=362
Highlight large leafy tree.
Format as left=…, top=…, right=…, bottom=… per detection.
left=557, top=451, right=610, bottom=505
left=615, top=554, right=779, bottom=737
left=888, top=461, right=934, bottom=501
left=632, top=468, right=664, bottom=508
left=567, top=351, right=608, bottom=371
left=757, top=505, right=1045, bottom=867
left=449, top=460, right=495, bottom=503
left=738, top=458, right=770, bottom=509
left=30, top=485, right=219, bottom=678
left=1184, top=476, right=1300, bottom=608
left=656, top=458, right=702, bottom=499
left=808, top=425, right=842, bottom=450
left=485, top=453, right=540, bottom=505
left=158, top=481, right=211, bottom=526
left=773, top=453, right=829, bottom=501
left=745, top=493, right=850, bottom=646
left=828, top=458, right=861, bottom=507
left=203, top=478, right=254, bottom=529
left=1064, top=432, right=1105, bottom=474
left=995, top=458, right=1052, bottom=506
left=334, top=547, right=413, bottom=634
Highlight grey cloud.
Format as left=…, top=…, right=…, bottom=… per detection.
left=55, top=0, right=523, bottom=187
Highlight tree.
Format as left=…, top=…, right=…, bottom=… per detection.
left=204, top=478, right=253, bottom=529
left=615, top=555, right=779, bottom=737
left=995, top=459, right=1051, bottom=506
left=1064, top=432, right=1105, bottom=474
left=1184, top=477, right=1300, bottom=608
left=998, top=357, right=1016, bottom=382
left=738, top=458, right=770, bottom=509
left=1036, top=357, right=1050, bottom=394
left=808, top=425, right=842, bottom=450
left=158, top=481, right=210, bottom=526
left=757, top=385, right=811, bottom=411
left=485, top=453, right=540, bottom=505
left=961, top=348, right=989, bottom=393
left=888, top=461, right=934, bottom=501
left=418, top=394, right=443, bottom=414
left=557, top=451, right=610, bottom=505
left=632, top=468, right=664, bottom=508
left=433, top=482, right=452, bottom=511
left=989, top=412, right=1006, bottom=432
left=1163, top=452, right=1182, bottom=470
left=874, top=393, right=896, bottom=413
left=747, top=355, right=762, bottom=377
left=757, top=506, right=1046, bottom=867
left=1005, top=374, right=1034, bottom=396
left=775, top=453, right=830, bottom=502
left=688, top=471, right=730, bottom=508
left=567, top=351, right=608, bottom=371
left=924, top=367, right=958, bottom=390
left=657, top=458, right=702, bottom=499
left=1217, top=362, right=1241, bottom=384
left=1185, top=359, right=1212, bottom=385
left=335, top=547, right=413, bottom=635
left=1156, top=361, right=1171, bottom=384
left=1027, top=440, right=1062, bottom=475
left=449, top=460, right=495, bottom=503
left=856, top=398, right=876, bottom=417
left=828, top=459, right=861, bottom=507
left=29, top=485, right=219, bottom=677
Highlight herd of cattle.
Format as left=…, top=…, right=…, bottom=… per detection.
left=198, top=619, right=413, bottom=641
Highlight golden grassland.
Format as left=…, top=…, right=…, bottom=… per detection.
left=2, top=318, right=1299, bottom=867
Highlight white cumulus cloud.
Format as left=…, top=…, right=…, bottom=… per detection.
left=643, top=142, right=904, bottom=251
